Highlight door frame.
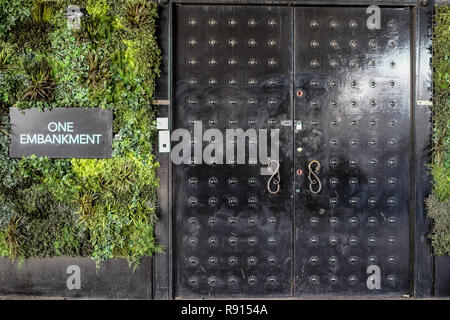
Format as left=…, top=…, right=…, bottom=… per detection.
left=152, top=0, right=434, bottom=300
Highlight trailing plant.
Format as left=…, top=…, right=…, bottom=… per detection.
left=0, top=0, right=162, bottom=267
left=427, top=5, right=450, bottom=255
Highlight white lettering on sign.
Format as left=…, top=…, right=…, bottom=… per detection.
left=20, top=121, right=103, bottom=145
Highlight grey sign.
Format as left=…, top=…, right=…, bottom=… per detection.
left=9, top=107, right=113, bottom=159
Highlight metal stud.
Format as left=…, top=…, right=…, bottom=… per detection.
left=228, top=236, right=238, bottom=247
left=310, top=216, right=319, bottom=226
left=309, top=276, right=320, bottom=285
left=248, top=256, right=257, bottom=266
left=369, top=39, right=377, bottom=48
left=310, top=20, right=319, bottom=29
left=310, top=40, right=319, bottom=48
left=330, top=40, right=339, bottom=49
left=248, top=217, right=256, bottom=225
left=188, top=217, right=198, bottom=225
left=189, top=256, right=198, bottom=266
left=368, top=256, right=377, bottom=264
left=208, top=256, right=218, bottom=266
left=228, top=38, right=238, bottom=47
left=329, top=235, right=339, bottom=246
left=208, top=276, right=217, bottom=286
left=208, top=58, right=218, bottom=67
left=388, top=256, right=396, bottom=264
left=387, top=275, right=397, bottom=286
left=248, top=236, right=258, bottom=246
left=329, top=19, right=338, bottom=29
left=188, top=58, right=198, bottom=66
left=268, top=58, right=277, bottom=67
left=268, top=19, right=277, bottom=28
left=188, top=38, right=197, bottom=47
left=349, top=40, right=358, bottom=49
left=208, top=236, right=218, bottom=247
left=330, top=59, right=339, bottom=68
left=248, top=276, right=257, bottom=285
left=349, top=256, right=358, bottom=264
left=267, top=276, right=277, bottom=285
left=208, top=217, right=217, bottom=225
left=369, top=177, right=377, bottom=185
left=248, top=18, right=257, bottom=27
left=349, top=236, right=359, bottom=246
left=268, top=236, right=277, bottom=246
left=368, top=236, right=377, bottom=246
left=329, top=275, right=338, bottom=285
left=228, top=197, right=238, bottom=207
left=349, top=216, right=358, bottom=225
left=268, top=217, right=277, bottom=224
left=188, top=237, right=198, bottom=247
left=348, top=275, right=358, bottom=285
left=228, top=217, right=237, bottom=225
left=330, top=197, right=338, bottom=206
left=330, top=216, right=338, bottom=226
left=188, top=276, right=198, bottom=286
left=228, top=18, right=238, bottom=27
left=330, top=177, right=339, bottom=186
left=388, top=177, right=397, bottom=185
left=268, top=256, right=277, bottom=265
left=248, top=197, right=257, bottom=207
left=388, top=236, right=397, bottom=245
left=248, top=38, right=257, bottom=47
left=367, top=217, right=378, bottom=227
left=188, top=197, right=198, bottom=207
left=208, top=38, right=217, bottom=47
left=310, top=59, right=320, bottom=68
left=350, top=59, right=358, bottom=68
left=329, top=256, right=338, bottom=265
left=228, top=256, right=238, bottom=266
left=368, top=197, right=377, bottom=206
left=310, top=236, right=319, bottom=246
left=349, top=197, right=359, bottom=206
left=248, top=58, right=258, bottom=67
left=188, top=18, right=197, bottom=26
left=267, top=39, right=277, bottom=47
left=349, top=20, right=358, bottom=29
left=208, top=18, right=217, bottom=27
left=228, top=276, right=238, bottom=286
left=310, top=256, right=319, bottom=265
left=329, top=158, right=339, bottom=168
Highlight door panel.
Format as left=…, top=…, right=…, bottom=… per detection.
left=293, top=7, right=412, bottom=295
left=173, top=5, right=294, bottom=298
left=173, top=5, right=413, bottom=298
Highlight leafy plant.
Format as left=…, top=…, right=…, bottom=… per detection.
left=22, top=58, right=56, bottom=102
left=0, top=0, right=162, bottom=268
left=123, top=0, right=154, bottom=29
left=427, top=5, right=450, bottom=255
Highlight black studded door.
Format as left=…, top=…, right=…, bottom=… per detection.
left=173, top=4, right=413, bottom=298
left=173, top=5, right=294, bottom=298
left=293, top=7, right=412, bottom=295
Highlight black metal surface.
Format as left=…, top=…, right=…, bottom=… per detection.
left=173, top=5, right=294, bottom=297
left=293, top=7, right=412, bottom=295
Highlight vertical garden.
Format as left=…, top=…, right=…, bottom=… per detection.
left=0, top=0, right=162, bottom=268
left=427, top=4, right=450, bottom=256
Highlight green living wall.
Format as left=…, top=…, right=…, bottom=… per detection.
left=0, top=0, right=162, bottom=268
left=426, top=4, right=450, bottom=255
